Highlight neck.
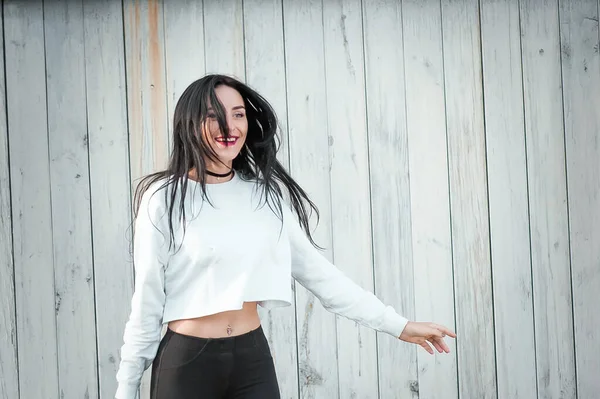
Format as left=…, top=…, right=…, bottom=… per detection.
left=189, top=162, right=234, bottom=184
left=206, top=160, right=233, bottom=176
left=205, top=171, right=233, bottom=184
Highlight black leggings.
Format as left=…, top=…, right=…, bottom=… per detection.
left=150, top=325, right=281, bottom=399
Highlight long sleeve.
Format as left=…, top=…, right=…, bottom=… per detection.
left=115, top=188, right=169, bottom=399
left=285, top=207, right=409, bottom=338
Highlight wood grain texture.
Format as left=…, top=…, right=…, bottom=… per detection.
left=4, top=2, right=59, bottom=398
left=363, top=1, right=419, bottom=396
left=3, top=1, right=600, bottom=397
left=322, top=1, right=378, bottom=397
left=0, top=8, right=19, bottom=399
left=558, top=0, right=600, bottom=396
left=124, top=0, right=169, bottom=184
left=43, top=1, right=99, bottom=397
left=243, top=0, right=290, bottom=167
left=440, top=1, right=497, bottom=397
left=204, top=0, right=245, bottom=78
left=519, top=1, right=577, bottom=397
left=83, top=1, right=133, bottom=397
left=243, top=1, right=299, bottom=398
left=282, top=0, right=339, bottom=397
left=400, top=0, right=458, bottom=397
left=123, top=1, right=170, bottom=396
left=164, top=0, right=205, bottom=137
left=480, top=2, right=537, bottom=398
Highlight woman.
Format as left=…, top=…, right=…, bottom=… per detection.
left=116, top=74, right=456, bottom=399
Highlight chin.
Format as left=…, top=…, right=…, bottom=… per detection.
left=215, top=148, right=243, bottom=163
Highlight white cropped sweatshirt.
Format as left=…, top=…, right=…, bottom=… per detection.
left=115, top=172, right=409, bottom=398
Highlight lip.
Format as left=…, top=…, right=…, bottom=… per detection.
left=214, top=136, right=239, bottom=147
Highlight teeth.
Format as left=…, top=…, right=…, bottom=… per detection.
left=216, top=137, right=236, bottom=142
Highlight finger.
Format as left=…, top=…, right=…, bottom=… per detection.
left=431, top=336, right=448, bottom=353
left=421, top=325, right=442, bottom=339
left=420, top=341, right=434, bottom=355
left=433, top=336, right=451, bottom=353
left=428, top=338, right=445, bottom=353
left=431, top=324, right=457, bottom=338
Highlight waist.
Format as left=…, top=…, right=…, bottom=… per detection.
left=163, top=324, right=267, bottom=354
left=167, top=301, right=260, bottom=338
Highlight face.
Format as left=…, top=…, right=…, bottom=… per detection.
left=202, top=85, right=248, bottom=167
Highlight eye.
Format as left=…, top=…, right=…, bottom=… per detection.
left=206, top=113, right=217, bottom=119
left=234, top=112, right=245, bottom=118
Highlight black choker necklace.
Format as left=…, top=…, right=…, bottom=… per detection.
left=206, top=169, right=233, bottom=179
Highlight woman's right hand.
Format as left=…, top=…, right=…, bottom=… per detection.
left=398, top=321, right=457, bottom=354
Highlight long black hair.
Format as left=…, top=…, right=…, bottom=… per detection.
left=133, top=74, right=320, bottom=248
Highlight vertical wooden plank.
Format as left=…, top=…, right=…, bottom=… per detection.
left=243, top=1, right=298, bottom=398
left=519, top=1, right=577, bottom=397
left=322, top=0, right=377, bottom=397
left=4, top=1, right=59, bottom=398
left=124, top=0, right=169, bottom=184
left=479, top=2, right=537, bottom=398
left=83, top=1, right=133, bottom=397
left=123, top=1, right=169, bottom=397
left=204, top=0, right=245, bottom=78
left=0, top=7, right=19, bottom=399
left=363, top=1, right=417, bottom=397
left=164, top=0, right=205, bottom=136
left=243, top=0, right=290, bottom=168
left=400, top=0, right=458, bottom=397
left=43, top=1, right=99, bottom=397
left=558, top=0, right=600, bottom=396
left=282, top=0, right=339, bottom=397
left=440, top=1, right=497, bottom=397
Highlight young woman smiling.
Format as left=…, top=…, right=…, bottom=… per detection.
left=115, top=74, right=456, bottom=399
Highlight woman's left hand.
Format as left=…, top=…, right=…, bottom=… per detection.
left=398, top=321, right=457, bottom=354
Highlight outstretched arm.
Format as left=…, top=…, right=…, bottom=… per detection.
left=284, top=206, right=456, bottom=353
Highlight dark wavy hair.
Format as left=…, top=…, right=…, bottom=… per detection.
left=133, top=74, right=320, bottom=248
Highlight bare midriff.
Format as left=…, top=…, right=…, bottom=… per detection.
left=167, top=301, right=261, bottom=338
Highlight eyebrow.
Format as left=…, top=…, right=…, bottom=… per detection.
left=207, top=105, right=245, bottom=111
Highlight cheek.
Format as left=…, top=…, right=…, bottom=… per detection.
left=239, top=119, right=248, bottom=135
left=200, top=121, right=218, bottom=141
left=239, top=121, right=248, bottom=142
left=207, top=120, right=220, bottom=134
left=233, top=119, right=248, bottom=143
left=200, top=127, right=212, bottom=146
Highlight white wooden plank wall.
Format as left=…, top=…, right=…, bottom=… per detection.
left=4, top=2, right=59, bottom=399
left=243, top=1, right=299, bottom=398
left=323, top=1, right=378, bottom=398
left=122, top=1, right=170, bottom=396
left=520, top=1, right=578, bottom=398
left=440, top=1, right=496, bottom=397
left=480, top=2, right=537, bottom=398
left=0, top=5, right=18, bottom=399
left=282, top=1, right=339, bottom=397
left=83, top=1, right=133, bottom=397
left=44, top=2, right=99, bottom=397
left=399, top=1, right=457, bottom=397
left=1, top=1, right=599, bottom=398
left=204, top=0, right=245, bottom=77
left=164, top=0, right=206, bottom=138
left=123, top=0, right=170, bottom=185
left=558, top=0, right=600, bottom=395
left=363, top=0, right=418, bottom=397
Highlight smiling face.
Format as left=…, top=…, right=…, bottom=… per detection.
left=202, top=85, right=248, bottom=169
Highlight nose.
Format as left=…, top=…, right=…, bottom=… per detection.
left=225, top=115, right=236, bottom=133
